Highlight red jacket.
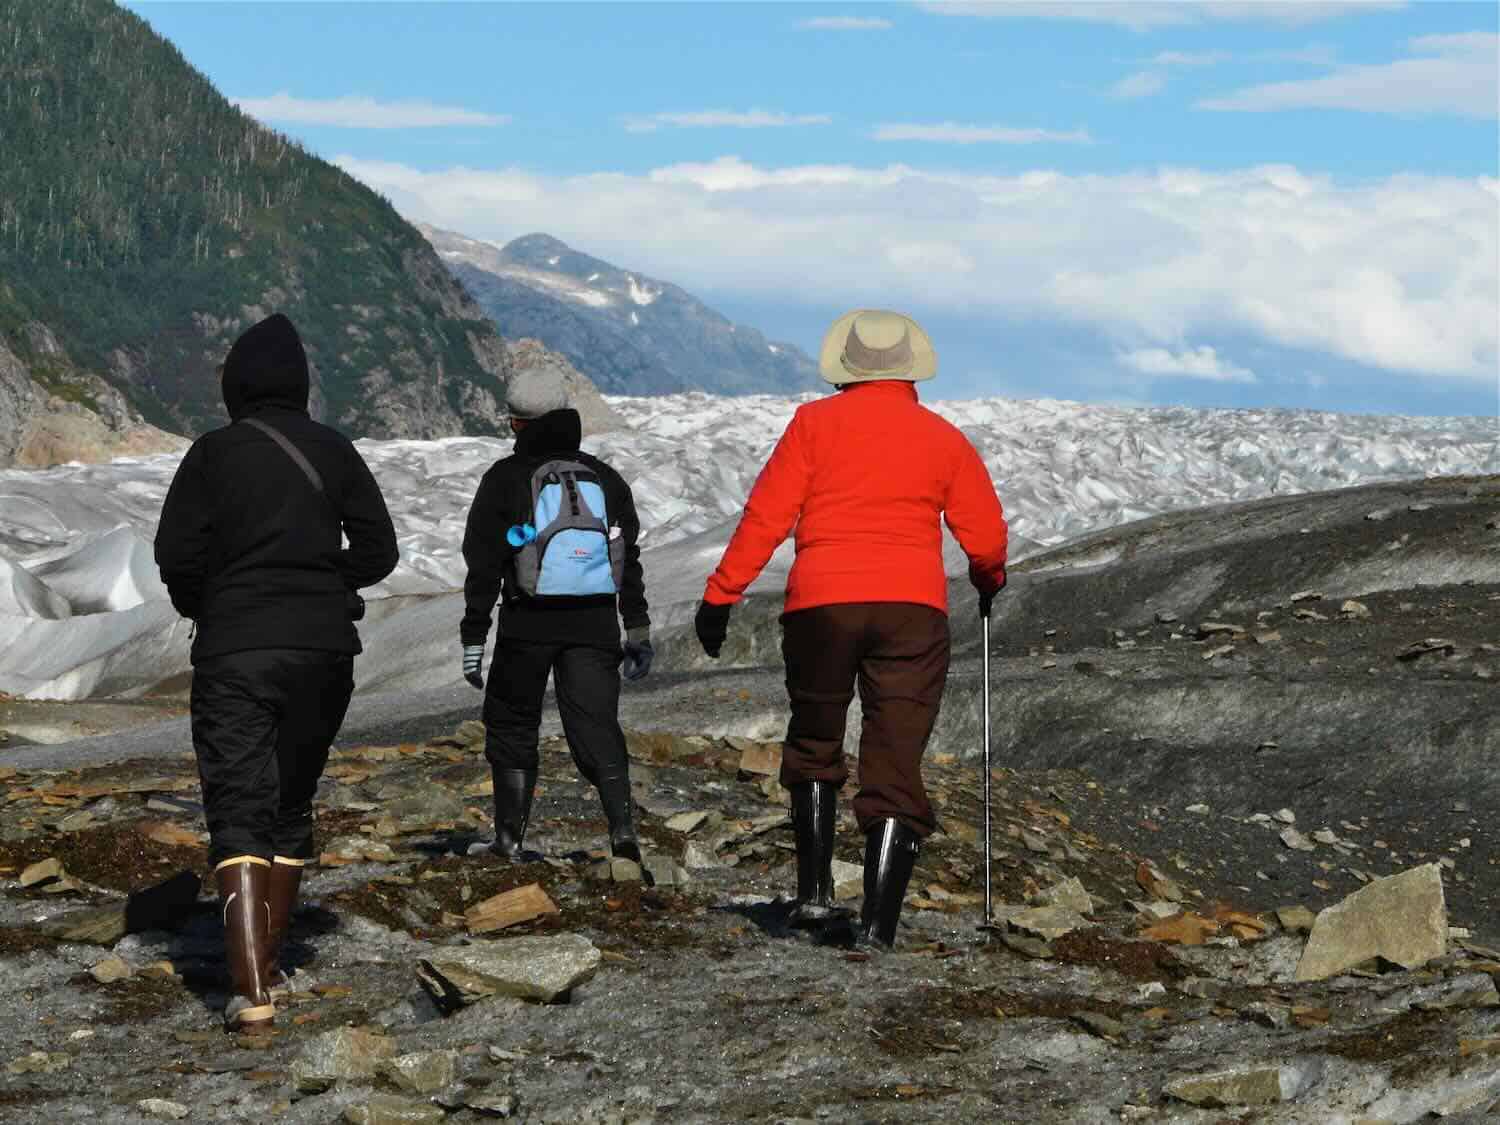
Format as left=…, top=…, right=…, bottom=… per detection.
left=704, top=381, right=1008, bottom=615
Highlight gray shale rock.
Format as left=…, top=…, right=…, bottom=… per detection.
left=292, top=1026, right=399, bottom=1094
left=1009, top=904, right=1089, bottom=941
left=1035, top=876, right=1094, bottom=914
left=343, top=1093, right=447, bottom=1125
left=1165, top=1065, right=1298, bottom=1107
left=380, top=1049, right=458, bottom=1095
left=136, top=1099, right=190, bottom=1121
left=1296, top=863, right=1447, bottom=981
left=418, top=933, right=602, bottom=1006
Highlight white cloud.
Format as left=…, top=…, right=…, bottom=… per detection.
left=232, top=92, right=507, bottom=129
left=872, top=122, right=1093, bottom=143
left=799, top=16, right=894, bottom=30
left=1121, top=345, right=1257, bottom=382
left=338, top=154, right=1499, bottom=385
left=1148, top=50, right=1231, bottom=66
left=1201, top=32, right=1499, bottom=117
left=918, top=2, right=1403, bottom=32
left=623, top=110, right=832, bottom=133
left=1110, top=71, right=1168, bottom=99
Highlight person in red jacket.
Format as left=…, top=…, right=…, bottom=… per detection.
left=695, top=309, right=1007, bottom=950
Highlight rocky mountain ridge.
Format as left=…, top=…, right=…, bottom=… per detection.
left=422, top=224, right=820, bottom=396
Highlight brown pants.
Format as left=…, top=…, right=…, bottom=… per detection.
left=780, top=602, right=951, bottom=837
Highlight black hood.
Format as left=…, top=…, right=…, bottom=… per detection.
left=514, top=408, right=582, bottom=457
left=222, top=313, right=310, bottom=421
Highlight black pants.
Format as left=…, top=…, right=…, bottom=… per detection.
left=780, top=603, right=950, bottom=837
left=483, top=639, right=627, bottom=785
left=191, top=649, right=354, bottom=866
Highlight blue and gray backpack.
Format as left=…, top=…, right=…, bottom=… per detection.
left=508, top=459, right=625, bottom=598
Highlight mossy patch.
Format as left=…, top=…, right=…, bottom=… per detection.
left=1050, top=929, right=1186, bottom=982
left=0, top=820, right=206, bottom=894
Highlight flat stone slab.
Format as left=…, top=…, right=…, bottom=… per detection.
left=1009, top=904, right=1088, bottom=941
left=1035, top=876, right=1094, bottom=915
left=419, top=932, right=601, bottom=1006
left=1296, top=863, right=1446, bottom=982
left=1166, top=1066, right=1292, bottom=1107
left=379, top=1049, right=457, bottom=1095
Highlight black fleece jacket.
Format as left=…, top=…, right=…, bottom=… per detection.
left=461, top=409, right=648, bottom=650
left=155, top=314, right=399, bottom=662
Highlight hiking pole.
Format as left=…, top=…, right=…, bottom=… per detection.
left=981, top=606, right=993, bottom=929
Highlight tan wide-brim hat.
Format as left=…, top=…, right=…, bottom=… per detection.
left=818, top=309, right=937, bottom=386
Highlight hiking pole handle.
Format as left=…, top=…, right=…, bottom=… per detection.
left=982, top=608, right=992, bottom=926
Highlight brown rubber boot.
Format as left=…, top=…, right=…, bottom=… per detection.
left=266, top=858, right=307, bottom=995
left=215, top=857, right=275, bottom=1032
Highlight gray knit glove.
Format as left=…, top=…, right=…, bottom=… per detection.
left=463, top=644, right=485, bottom=690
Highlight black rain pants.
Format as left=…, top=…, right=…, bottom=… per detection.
left=191, top=648, right=354, bottom=866
left=482, top=639, right=628, bottom=786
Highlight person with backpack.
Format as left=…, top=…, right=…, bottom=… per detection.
left=694, top=309, right=1007, bottom=950
left=155, top=313, right=399, bottom=1031
left=460, top=367, right=652, bottom=865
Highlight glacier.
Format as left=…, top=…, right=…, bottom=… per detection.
left=0, top=392, right=1494, bottom=700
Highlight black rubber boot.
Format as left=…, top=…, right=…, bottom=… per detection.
left=858, top=818, right=920, bottom=950
left=787, top=781, right=842, bottom=929
left=489, top=767, right=541, bottom=861
left=596, top=772, right=641, bottom=863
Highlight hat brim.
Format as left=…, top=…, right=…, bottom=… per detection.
left=818, top=309, right=937, bottom=386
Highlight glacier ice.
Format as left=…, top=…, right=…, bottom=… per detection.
left=0, top=392, right=1493, bottom=700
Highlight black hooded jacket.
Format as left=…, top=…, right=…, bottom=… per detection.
left=155, top=314, right=399, bottom=662
left=461, top=408, right=648, bottom=649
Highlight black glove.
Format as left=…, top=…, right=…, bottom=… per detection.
left=462, top=644, right=485, bottom=690
left=978, top=568, right=1007, bottom=619
left=622, top=628, right=654, bottom=682
left=695, top=600, right=732, bottom=659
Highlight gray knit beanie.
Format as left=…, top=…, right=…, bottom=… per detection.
left=506, top=367, right=568, bottom=419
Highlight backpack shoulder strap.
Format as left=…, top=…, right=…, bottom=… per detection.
left=242, top=416, right=326, bottom=495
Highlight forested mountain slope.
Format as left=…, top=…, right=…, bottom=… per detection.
left=0, top=0, right=513, bottom=462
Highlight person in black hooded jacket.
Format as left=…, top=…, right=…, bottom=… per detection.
left=461, top=367, right=651, bottom=865
left=155, top=313, right=397, bottom=1032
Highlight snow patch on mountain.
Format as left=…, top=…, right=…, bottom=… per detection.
left=626, top=275, right=659, bottom=307
left=0, top=392, right=1494, bottom=699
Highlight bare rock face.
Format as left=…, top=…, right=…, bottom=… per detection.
left=0, top=327, right=187, bottom=469
left=1296, top=863, right=1447, bottom=981
left=506, top=338, right=623, bottom=436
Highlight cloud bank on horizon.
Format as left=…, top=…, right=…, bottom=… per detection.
left=339, top=155, right=1497, bottom=390
left=129, top=0, right=1498, bottom=416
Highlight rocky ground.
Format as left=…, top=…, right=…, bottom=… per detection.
left=0, top=720, right=1498, bottom=1124
left=1, top=473, right=1497, bottom=1122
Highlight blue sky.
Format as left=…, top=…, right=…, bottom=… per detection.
left=126, top=2, right=1498, bottom=419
